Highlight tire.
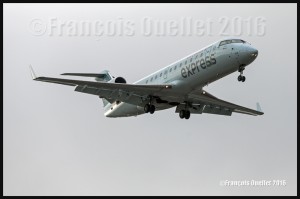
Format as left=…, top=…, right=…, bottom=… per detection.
left=238, top=75, right=242, bottom=81
left=149, top=105, right=155, bottom=114
left=242, top=76, right=246, bottom=82
left=184, top=111, right=190, bottom=119
left=179, top=110, right=185, bottom=119
left=144, top=104, right=150, bottom=113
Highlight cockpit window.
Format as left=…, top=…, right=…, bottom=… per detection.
left=219, top=40, right=231, bottom=46
left=231, top=39, right=245, bottom=43
left=219, top=39, right=245, bottom=47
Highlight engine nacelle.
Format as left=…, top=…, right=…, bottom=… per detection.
left=114, top=77, right=126, bottom=84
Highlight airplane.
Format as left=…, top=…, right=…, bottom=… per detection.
left=30, top=38, right=264, bottom=119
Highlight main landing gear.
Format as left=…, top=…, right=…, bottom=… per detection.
left=144, top=96, right=156, bottom=114
left=144, top=104, right=156, bottom=114
left=238, top=66, right=246, bottom=82
left=179, top=110, right=190, bottom=120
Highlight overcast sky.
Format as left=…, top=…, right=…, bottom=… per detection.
left=3, top=3, right=297, bottom=196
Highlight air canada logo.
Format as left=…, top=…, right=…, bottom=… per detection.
left=181, top=54, right=216, bottom=78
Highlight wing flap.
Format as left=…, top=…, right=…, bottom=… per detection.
left=61, top=73, right=107, bottom=78
left=188, top=90, right=264, bottom=116
left=33, top=74, right=172, bottom=107
left=202, top=105, right=232, bottom=116
left=34, top=76, right=172, bottom=92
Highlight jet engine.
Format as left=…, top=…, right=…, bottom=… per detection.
left=114, top=77, right=126, bottom=84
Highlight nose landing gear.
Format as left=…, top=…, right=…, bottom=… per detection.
left=238, top=75, right=246, bottom=82
left=238, top=66, right=246, bottom=82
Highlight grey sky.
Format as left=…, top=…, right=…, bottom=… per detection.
left=3, top=3, right=297, bottom=196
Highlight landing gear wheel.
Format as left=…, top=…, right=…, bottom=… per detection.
left=179, top=110, right=191, bottom=119
left=242, top=76, right=246, bottom=82
left=179, top=110, right=185, bottom=119
left=149, top=105, right=155, bottom=114
left=238, top=75, right=246, bottom=82
left=238, top=75, right=242, bottom=81
left=238, top=66, right=246, bottom=82
left=144, top=104, right=150, bottom=113
left=184, top=111, right=190, bottom=119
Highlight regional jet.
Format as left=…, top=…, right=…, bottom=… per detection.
left=30, top=38, right=264, bottom=119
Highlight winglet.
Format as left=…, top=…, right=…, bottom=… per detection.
left=29, top=65, right=37, bottom=79
left=256, top=102, right=263, bottom=112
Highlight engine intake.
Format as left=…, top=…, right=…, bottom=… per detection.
left=115, top=77, right=126, bottom=84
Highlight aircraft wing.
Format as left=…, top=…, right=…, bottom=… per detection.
left=183, top=90, right=264, bottom=116
left=30, top=66, right=263, bottom=116
left=33, top=76, right=172, bottom=93
left=30, top=66, right=172, bottom=105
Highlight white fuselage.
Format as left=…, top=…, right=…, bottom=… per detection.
left=104, top=39, right=258, bottom=117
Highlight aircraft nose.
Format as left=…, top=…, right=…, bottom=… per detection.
left=248, top=46, right=258, bottom=58
left=238, top=45, right=258, bottom=65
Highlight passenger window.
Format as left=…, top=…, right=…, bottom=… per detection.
left=160, top=73, right=162, bottom=77
left=146, top=80, right=148, bottom=84
left=174, top=65, right=177, bottom=70
left=155, top=75, right=157, bottom=79
left=150, top=77, right=153, bottom=82
left=180, top=63, right=182, bottom=67
left=169, top=68, right=172, bottom=72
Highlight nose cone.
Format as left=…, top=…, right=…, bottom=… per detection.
left=239, top=45, right=258, bottom=65
left=248, top=46, right=258, bottom=57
